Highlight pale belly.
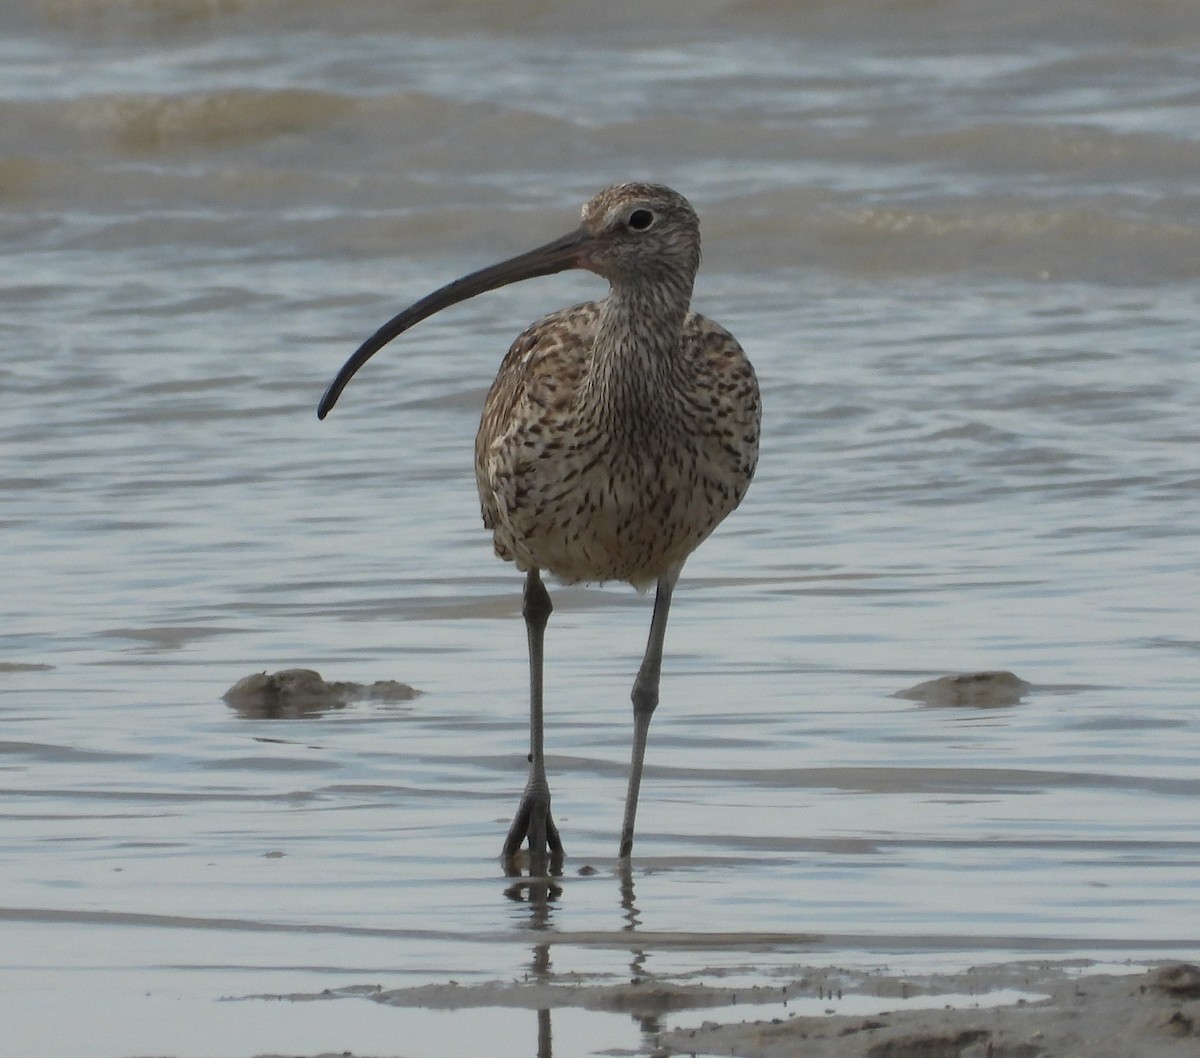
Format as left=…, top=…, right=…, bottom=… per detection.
left=483, top=432, right=749, bottom=589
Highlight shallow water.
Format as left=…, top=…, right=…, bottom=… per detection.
left=2, top=1, right=1199, bottom=1055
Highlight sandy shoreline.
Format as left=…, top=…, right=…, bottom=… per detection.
left=654, top=962, right=1200, bottom=1057
left=241, top=960, right=1199, bottom=1058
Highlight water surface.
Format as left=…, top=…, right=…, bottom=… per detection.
left=2, top=1, right=1199, bottom=1055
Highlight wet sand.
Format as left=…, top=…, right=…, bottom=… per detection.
left=241, top=961, right=1199, bottom=1058
left=655, top=962, right=1200, bottom=1058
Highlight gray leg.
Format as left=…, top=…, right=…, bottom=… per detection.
left=619, top=565, right=682, bottom=859
left=503, top=568, right=563, bottom=868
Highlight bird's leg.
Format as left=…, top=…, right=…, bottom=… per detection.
left=619, top=566, right=681, bottom=860
left=503, top=568, right=563, bottom=872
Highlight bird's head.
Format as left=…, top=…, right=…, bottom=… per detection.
left=575, top=183, right=702, bottom=288
left=318, top=182, right=702, bottom=419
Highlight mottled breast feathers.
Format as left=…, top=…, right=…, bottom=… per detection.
left=474, top=300, right=760, bottom=589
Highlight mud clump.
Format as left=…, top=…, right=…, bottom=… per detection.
left=223, top=667, right=418, bottom=718
left=895, top=671, right=1030, bottom=707
left=1151, top=963, right=1200, bottom=1000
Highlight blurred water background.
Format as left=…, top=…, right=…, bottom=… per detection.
left=2, top=1, right=1199, bottom=1055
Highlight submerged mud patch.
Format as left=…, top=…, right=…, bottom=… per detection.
left=223, top=668, right=419, bottom=718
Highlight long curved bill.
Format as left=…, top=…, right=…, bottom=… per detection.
left=318, top=226, right=593, bottom=419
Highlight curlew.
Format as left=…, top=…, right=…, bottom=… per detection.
left=318, top=183, right=761, bottom=867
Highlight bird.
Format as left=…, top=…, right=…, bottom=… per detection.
left=318, top=182, right=761, bottom=869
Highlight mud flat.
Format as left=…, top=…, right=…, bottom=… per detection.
left=243, top=961, right=1199, bottom=1058
left=653, top=961, right=1200, bottom=1058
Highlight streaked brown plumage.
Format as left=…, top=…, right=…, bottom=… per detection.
left=319, top=182, right=760, bottom=870
left=477, top=301, right=757, bottom=588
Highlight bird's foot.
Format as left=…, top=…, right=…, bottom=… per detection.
left=502, top=783, right=563, bottom=877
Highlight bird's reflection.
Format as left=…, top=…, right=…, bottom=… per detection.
left=500, top=861, right=678, bottom=1057
left=619, top=862, right=649, bottom=984
left=502, top=849, right=564, bottom=907
left=503, top=854, right=561, bottom=1058
left=531, top=942, right=552, bottom=1058
left=619, top=865, right=662, bottom=1038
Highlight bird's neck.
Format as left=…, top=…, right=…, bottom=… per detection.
left=583, top=277, right=694, bottom=426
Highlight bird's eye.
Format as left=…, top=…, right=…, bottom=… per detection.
left=627, top=209, right=655, bottom=231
